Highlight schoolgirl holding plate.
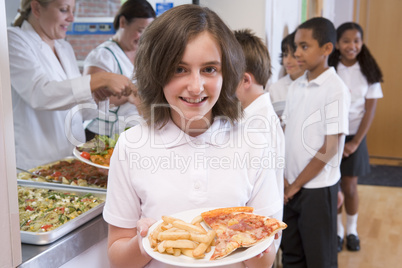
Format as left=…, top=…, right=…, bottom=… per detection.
left=103, top=4, right=283, bottom=268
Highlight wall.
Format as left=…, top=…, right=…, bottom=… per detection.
left=67, top=0, right=192, bottom=62
left=66, top=0, right=303, bottom=80
left=265, top=0, right=301, bottom=84
left=357, top=0, right=402, bottom=165
left=200, top=0, right=301, bottom=86
left=333, top=0, right=354, bottom=27
left=67, top=0, right=121, bottom=62
left=5, top=0, right=19, bottom=26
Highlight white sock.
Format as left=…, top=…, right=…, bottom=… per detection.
left=337, top=213, right=344, bottom=238
left=346, top=213, right=358, bottom=236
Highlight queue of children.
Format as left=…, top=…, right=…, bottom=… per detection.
left=99, top=3, right=384, bottom=266
left=279, top=17, right=351, bottom=268
left=273, top=18, right=382, bottom=267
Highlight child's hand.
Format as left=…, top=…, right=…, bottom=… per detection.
left=254, top=242, right=274, bottom=259
left=284, top=183, right=301, bottom=204
left=274, top=231, right=282, bottom=240
left=343, top=140, right=359, bottom=157
left=243, top=241, right=276, bottom=267
left=136, top=218, right=157, bottom=256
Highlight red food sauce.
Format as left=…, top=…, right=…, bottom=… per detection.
left=33, top=160, right=108, bottom=187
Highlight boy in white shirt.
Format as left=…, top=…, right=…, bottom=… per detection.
left=281, top=17, right=350, bottom=268
left=269, top=31, right=304, bottom=118
left=234, top=29, right=285, bottom=251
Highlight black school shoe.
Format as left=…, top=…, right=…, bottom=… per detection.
left=346, top=234, right=360, bottom=251
left=337, top=236, right=344, bottom=252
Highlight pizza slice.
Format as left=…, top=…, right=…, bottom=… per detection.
left=201, top=207, right=287, bottom=260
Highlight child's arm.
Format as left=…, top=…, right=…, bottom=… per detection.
left=243, top=240, right=277, bottom=268
left=107, top=219, right=155, bottom=268
left=284, top=133, right=342, bottom=203
left=344, top=98, right=378, bottom=157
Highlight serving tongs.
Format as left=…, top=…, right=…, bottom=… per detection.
left=16, top=167, right=62, bottom=184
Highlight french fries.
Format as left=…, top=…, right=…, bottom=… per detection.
left=149, top=215, right=216, bottom=259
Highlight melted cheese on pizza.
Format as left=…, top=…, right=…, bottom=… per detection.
left=201, top=207, right=287, bottom=260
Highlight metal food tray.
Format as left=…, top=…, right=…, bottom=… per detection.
left=16, top=179, right=106, bottom=193
left=17, top=156, right=107, bottom=192
left=18, top=180, right=106, bottom=245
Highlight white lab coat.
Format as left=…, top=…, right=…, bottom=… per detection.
left=8, top=21, right=94, bottom=169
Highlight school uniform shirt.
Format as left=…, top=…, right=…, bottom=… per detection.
left=283, top=67, right=350, bottom=189
left=337, top=62, right=383, bottom=135
left=242, top=92, right=285, bottom=250
left=83, top=40, right=140, bottom=136
left=268, top=74, right=293, bottom=117
left=103, top=118, right=283, bottom=268
left=8, top=21, right=93, bottom=169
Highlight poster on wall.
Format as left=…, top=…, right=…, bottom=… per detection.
left=156, top=2, right=174, bottom=16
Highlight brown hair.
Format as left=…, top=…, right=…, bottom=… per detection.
left=134, top=4, right=245, bottom=127
left=113, top=0, right=156, bottom=31
left=234, top=29, right=271, bottom=87
left=13, top=0, right=54, bottom=27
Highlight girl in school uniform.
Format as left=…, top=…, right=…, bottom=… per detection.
left=103, top=5, right=283, bottom=268
left=329, top=22, right=383, bottom=252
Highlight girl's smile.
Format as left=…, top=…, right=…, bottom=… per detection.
left=336, top=29, right=363, bottom=66
left=180, top=96, right=208, bottom=104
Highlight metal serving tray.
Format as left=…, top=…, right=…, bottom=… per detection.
left=16, top=179, right=106, bottom=193
left=17, top=157, right=107, bottom=192
left=18, top=180, right=106, bottom=245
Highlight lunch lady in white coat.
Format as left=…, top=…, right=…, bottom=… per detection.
left=8, top=0, right=133, bottom=169
left=83, top=0, right=155, bottom=139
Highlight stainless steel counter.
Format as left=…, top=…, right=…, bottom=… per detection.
left=18, top=215, right=108, bottom=268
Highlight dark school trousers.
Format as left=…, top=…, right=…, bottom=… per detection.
left=281, top=182, right=339, bottom=268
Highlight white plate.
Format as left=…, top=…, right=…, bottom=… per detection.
left=73, top=146, right=109, bottom=170
left=142, top=207, right=274, bottom=267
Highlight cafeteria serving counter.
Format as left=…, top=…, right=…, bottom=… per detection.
left=19, top=215, right=107, bottom=268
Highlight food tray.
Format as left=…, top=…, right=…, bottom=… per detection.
left=17, top=157, right=107, bottom=192
left=16, top=179, right=106, bottom=193
left=18, top=180, right=106, bottom=245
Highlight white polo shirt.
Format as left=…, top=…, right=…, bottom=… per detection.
left=103, top=118, right=282, bottom=268
left=337, top=62, right=383, bottom=135
left=283, top=67, right=350, bottom=189
left=268, top=74, right=293, bottom=117
left=242, top=92, right=285, bottom=250
left=242, top=93, right=284, bottom=199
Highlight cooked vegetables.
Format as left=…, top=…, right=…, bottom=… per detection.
left=76, top=134, right=118, bottom=166
left=18, top=186, right=105, bottom=232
